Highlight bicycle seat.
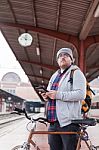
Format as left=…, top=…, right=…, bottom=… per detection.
left=71, top=118, right=97, bottom=126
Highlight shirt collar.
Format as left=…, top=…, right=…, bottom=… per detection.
left=58, top=65, right=71, bottom=75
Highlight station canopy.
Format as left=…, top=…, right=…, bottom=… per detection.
left=0, top=0, right=99, bottom=94
left=0, top=89, right=25, bottom=103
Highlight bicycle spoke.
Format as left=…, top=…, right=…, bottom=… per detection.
left=11, top=145, right=23, bottom=150
left=96, top=146, right=99, bottom=150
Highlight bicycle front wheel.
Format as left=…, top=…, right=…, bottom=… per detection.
left=90, top=145, right=99, bottom=150
left=11, top=145, right=23, bottom=150
left=96, top=146, right=99, bottom=150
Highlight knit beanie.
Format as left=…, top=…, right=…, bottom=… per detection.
left=56, top=48, right=73, bottom=61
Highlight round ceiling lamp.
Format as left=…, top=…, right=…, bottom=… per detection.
left=18, top=33, right=33, bottom=47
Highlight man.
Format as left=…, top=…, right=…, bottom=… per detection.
left=41, top=48, right=86, bottom=150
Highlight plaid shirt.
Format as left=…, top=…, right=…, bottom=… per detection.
left=47, top=70, right=66, bottom=122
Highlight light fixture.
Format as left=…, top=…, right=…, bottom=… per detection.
left=86, top=72, right=89, bottom=76
left=36, top=47, right=40, bottom=56
left=42, top=80, right=44, bottom=83
left=18, top=33, right=33, bottom=47
left=40, top=69, right=43, bottom=75
left=8, top=97, right=11, bottom=101
left=94, top=4, right=99, bottom=17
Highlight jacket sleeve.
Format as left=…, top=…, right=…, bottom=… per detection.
left=55, top=70, right=86, bottom=102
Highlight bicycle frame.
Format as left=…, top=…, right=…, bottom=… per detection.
left=27, top=129, right=80, bottom=150
left=27, top=126, right=99, bottom=150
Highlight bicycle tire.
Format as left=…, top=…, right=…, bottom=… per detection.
left=90, top=145, right=99, bottom=150
left=11, top=144, right=34, bottom=150
left=96, top=146, right=99, bottom=150
left=11, top=145, right=23, bottom=150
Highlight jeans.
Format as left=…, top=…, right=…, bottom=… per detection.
left=48, top=122, right=80, bottom=150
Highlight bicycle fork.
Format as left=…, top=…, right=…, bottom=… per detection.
left=27, top=129, right=40, bottom=150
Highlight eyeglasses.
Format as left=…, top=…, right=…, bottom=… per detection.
left=58, top=53, right=70, bottom=59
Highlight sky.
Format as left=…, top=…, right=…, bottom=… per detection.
left=0, top=31, right=29, bottom=83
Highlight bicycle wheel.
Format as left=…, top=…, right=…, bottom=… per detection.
left=96, top=146, right=99, bottom=150
left=11, top=145, right=23, bottom=150
left=90, top=145, right=99, bottom=150
left=11, top=144, right=31, bottom=150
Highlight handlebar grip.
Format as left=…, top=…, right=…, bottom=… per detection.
left=14, top=107, right=25, bottom=113
left=14, top=107, right=31, bottom=120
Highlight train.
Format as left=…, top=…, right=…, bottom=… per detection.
left=23, top=101, right=45, bottom=113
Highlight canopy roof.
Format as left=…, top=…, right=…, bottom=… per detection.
left=0, top=0, right=99, bottom=93
left=0, top=89, right=25, bottom=103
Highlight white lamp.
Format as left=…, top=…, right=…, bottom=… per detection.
left=18, top=33, right=33, bottom=47
left=36, top=47, right=40, bottom=56
left=94, top=4, right=99, bottom=18
left=8, top=97, right=11, bottom=101
left=40, top=69, right=43, bottom=75
left=42, top=80, right=44, bottom=83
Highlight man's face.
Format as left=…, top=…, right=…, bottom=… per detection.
left=57, top=52, right=72, bottom=69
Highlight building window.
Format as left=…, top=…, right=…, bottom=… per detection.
left=4, top=88, right=16, bottom=95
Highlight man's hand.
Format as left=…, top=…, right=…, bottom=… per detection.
left=46, top=90, right=57, bottom=99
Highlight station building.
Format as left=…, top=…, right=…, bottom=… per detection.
left=0, top=72, right=43, bottom=112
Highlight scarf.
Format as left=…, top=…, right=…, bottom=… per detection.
left=47, top=68, right=68, bottom=122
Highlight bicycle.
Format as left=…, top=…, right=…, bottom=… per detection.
left=11, top=107, right=99, bottom=150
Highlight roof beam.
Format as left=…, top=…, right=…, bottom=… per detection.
left=86, top=45, right=97, bottom=62
left=87, top=69, right=99, bottom=82
left=84, top=35, right=99, bottom=50
left=31, top=0, right=43, bottom=80
left=31, top=0, right=41, bottom=63
left=0, top=21, right=78, bottom=48
left=19, top=59, right=58, bottom=70
left=27, top=74, right=49, bottom=81
left=79, top=0, right=99, bottom=40
left=0, top=22, right=71, bottom=39
left=51, top=39, right=57, bottom=65
left=55, top=0, right=61, bottom=30
left=51, top=0, right=61, bottom=65
left=87, top=64, right=99, bottom=70
left=7, top=0, right=35, bottom=80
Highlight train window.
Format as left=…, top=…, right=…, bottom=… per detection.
left=91, top=102, right=99, bottom=109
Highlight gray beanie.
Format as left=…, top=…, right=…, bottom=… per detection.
left=57, top=48, right=73, bottom=61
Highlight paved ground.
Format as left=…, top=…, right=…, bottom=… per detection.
left=0, top=119, right=29, bottom=150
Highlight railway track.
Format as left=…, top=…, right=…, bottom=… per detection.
left=0, top=112, right=40, bottom=139
left=0, top=112, right=37, bottom=127
left=0, top=112, right=19, bottom=120
left=0, top=112, right=25, bottom=129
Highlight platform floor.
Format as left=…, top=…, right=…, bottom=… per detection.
left=32, top=122, right=49, bottom=150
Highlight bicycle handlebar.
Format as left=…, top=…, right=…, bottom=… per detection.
left=14, top=107, right=25, bottom=113
left=12, top=107, right=99, bottom=126
left=13, top=107, right=48, bottom=125
left=14, top=107, right=31, bottom=120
